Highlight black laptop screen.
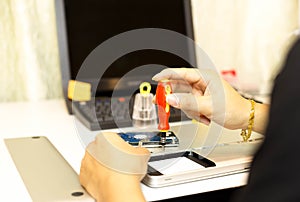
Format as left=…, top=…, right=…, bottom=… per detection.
left=62, top=0, right=195, bottom=93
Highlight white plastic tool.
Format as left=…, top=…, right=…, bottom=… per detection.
left=132, top=82, right=157, bottom=128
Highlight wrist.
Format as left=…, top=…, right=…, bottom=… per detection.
left=252, top=102, right=269, bottom=134
left=240, top=98, right=253, bottom=130
left=240, top=99, right=256, bottom=141
left=239, top=99, right=269, bottom=136
left=101, top=173, right=145, bottom=202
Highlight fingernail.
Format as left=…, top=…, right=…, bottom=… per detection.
left=152, top=96, right=156, bottom=104
left=152, top=74, right=159, bottom=81
left=166, top=94, right=179, bottom=108
left=152, top=73, right=165, bottom=81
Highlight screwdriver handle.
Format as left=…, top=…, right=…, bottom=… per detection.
left=156, top=81, right=172, bottom=131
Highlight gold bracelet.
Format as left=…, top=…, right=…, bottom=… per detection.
left=240, top=99, right=256, bottom=142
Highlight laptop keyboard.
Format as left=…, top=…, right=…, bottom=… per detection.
left=72, top=96, right=189, bottom=130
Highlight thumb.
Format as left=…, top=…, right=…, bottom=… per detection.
left=166, top=93, right=212, bottom=115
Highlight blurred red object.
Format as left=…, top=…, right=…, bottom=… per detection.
left=156, top=81, right=172, bottom=131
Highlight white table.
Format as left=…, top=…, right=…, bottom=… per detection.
left=0, top=99, right=259, bottom=201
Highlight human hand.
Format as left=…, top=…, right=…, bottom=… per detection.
left=152, top=68, right=251, bottom=130
left=79, top=132, right=150, bottom=202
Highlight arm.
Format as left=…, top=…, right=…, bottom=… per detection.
left=153, top=68, right=270, bottom=134
left=80, top=151, right=146, bottom=202
left=80, top=132, right=149, bottom=202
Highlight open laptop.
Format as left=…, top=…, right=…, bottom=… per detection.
left=141, top=123, right=264, bottom=187
left=54, top=0, right=196, bottom=130
left=144, top=140, right=262, bottom=187
left=51, top=0, right=263, bottom=190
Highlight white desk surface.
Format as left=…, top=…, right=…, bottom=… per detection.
left=0, top=99, right=261, bottom=201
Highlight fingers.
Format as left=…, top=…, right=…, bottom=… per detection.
left=166, top=93, right=212, bottom=116
left=169, top=80, right=192, bottom=92
left=152, top=68, right=215, bottom=93
left=151, top=68, right=223, bottom=127
left=99, top=132, right=150, bottom=155
left=152, top=68, right=201, bottom=83
left=164, top=93, right=212, bottom=125
left=152, top=79, right=193, bottom=104
left=79, top=151, right=101, bottom=200
left=152, top=67, right=213, bottom=84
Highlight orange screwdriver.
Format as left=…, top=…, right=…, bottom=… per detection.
left=156, top=80, right=172, bottom=148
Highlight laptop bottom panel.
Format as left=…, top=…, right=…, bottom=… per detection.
left=5, top=136, right=94, bottom=202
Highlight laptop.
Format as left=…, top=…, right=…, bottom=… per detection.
left=141, top=123, right=264, bottom=187
left=4, top=132, right=263, bottom=191
left=144, top=140, right=261, bottom=187
left=54, top=0, right=197, bottom=130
